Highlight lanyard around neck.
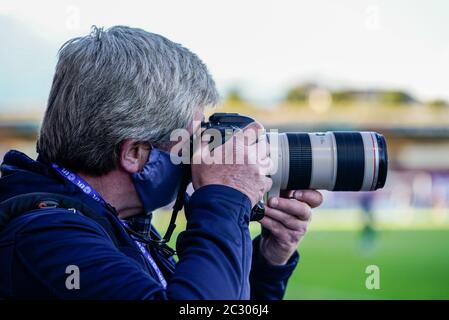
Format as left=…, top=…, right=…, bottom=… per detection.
left=51, top=163, right=168, bottom=288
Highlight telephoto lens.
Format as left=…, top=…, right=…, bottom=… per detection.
left=199, top=113, right=388, bottom=200
left=199, top=113, right=389, bottom=220
left=266, top=131, right=388, bottom=197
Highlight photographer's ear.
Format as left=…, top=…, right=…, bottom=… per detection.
left=119, top=139, right=150, bottom=174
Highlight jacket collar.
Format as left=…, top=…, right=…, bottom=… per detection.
left=0, top=150, right=106, bottom=215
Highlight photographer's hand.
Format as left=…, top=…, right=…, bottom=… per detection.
left=259, top=190, right=323, bottom=265
left=191, top=122, right=273, bottom=207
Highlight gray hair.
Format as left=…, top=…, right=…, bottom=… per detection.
left=37, top=25, right=219, bottom=176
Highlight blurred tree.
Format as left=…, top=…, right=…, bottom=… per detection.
left=285, top=83, right=317, bottom=103
left=286, top=85, right=418, bottom=105
left=428, top=99, right=449, bottom=108
left=285, top=86, right=307, bottom=103
left=380, top=90, right=415, bottom=104
left=225, top=87, right=245, bottom=104
left=332, top=90, right=353, bottom=103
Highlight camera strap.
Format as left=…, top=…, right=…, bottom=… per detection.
left=159, top=163, right=191, bottom=244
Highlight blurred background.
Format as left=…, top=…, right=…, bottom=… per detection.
left=1, top=0, right=449, bottom=299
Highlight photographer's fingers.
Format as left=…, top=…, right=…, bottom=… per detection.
left=260, top=215, right=304, bottom=244
left=288, top=190, right=323, bottom=209
left=258, top=156, right=274, bottom=176
left=263, top=206, right=305, bottom=230
left=255, top=134, right=270, bottom=159
left=260, top=176, right=273, bottom=195
left=238, top=121, right=265, bottom=146
left=268, top=196, right=312, bottom=221
left=245, top=134, right=271, bottom=175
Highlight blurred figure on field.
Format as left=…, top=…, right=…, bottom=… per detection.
left=359, top=192, right=377, bottom=254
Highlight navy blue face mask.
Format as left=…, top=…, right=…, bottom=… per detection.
left=132, top=148, right=184, bottom=214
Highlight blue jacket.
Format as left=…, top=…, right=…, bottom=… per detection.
left=0, top=150, right=298, bottom=300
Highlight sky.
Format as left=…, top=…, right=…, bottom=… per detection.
left=1, top=0, right=449, bottom=110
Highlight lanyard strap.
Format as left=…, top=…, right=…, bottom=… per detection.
left=51, top=163, right=167, bottom=288
left=52, top=164, right=105, bottom=204
left=120, top=220, right=168, bottom=288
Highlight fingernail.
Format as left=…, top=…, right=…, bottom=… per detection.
left=294, top=191, right=303, bottom=199
left=270, top=197, right=278, bottom=207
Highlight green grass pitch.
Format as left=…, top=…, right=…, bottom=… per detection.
left=283, top=229, right=449, bottom=299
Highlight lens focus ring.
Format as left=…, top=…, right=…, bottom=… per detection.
left=333, top=132, right=365, bottom=191
left=286, top=133, right=312, bottom=190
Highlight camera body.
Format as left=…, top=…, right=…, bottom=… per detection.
left=201, top=113, right=256, bottom=143
left=202, top=112, right=255, bottom=130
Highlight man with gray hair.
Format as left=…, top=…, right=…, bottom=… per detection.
left=0, top=26, right=322, bottom=299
